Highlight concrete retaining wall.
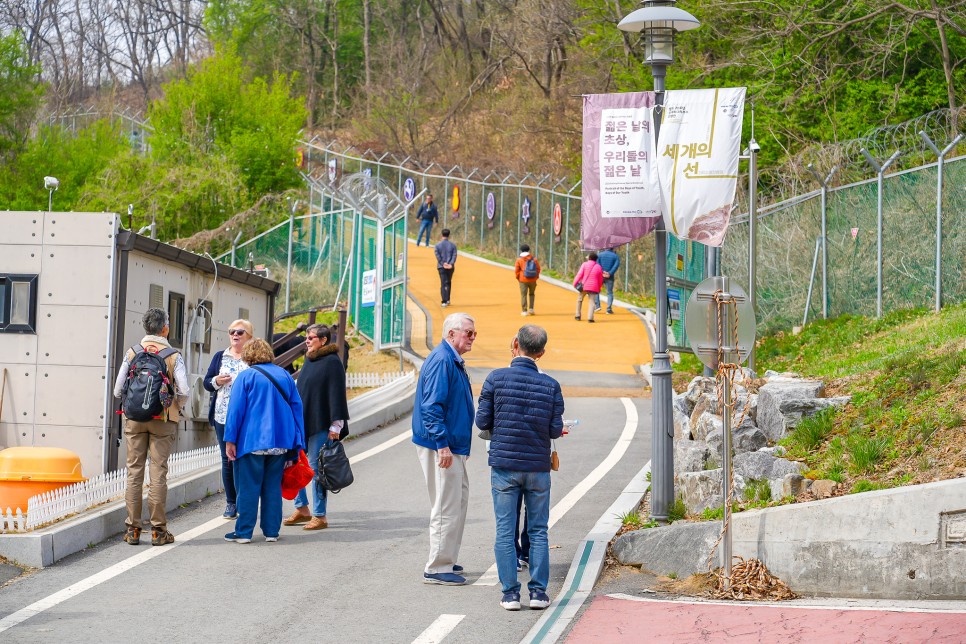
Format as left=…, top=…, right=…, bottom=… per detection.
left=615, top=477, right=966, bottom=599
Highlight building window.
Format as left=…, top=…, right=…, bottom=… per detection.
left=0, top=274, right=39, bottom=334
left=149, top=283, right=164, bottom=309
left=168, top=292, right=185, bottom=348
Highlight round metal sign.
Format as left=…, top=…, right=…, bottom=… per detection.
left=522, top=197, right=531, bottom=222
left=452, top=185, right=460, bottom=213
left=486, top=192, right=495, bottom=220
left=403, top=178, right=416, bottom=201
left=684, top=276, right=757, bottom=370
left=552, top=203, right=562, bottom=236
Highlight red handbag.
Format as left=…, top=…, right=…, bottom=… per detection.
left=281, top=450, right=315, bottom=500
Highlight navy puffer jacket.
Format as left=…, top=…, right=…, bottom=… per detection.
left=476, top=357, right=565, bottom=472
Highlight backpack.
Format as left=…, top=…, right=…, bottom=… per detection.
left=523, top=257, right=538, bottom=278
left=121, top=344, right=177, bottom=422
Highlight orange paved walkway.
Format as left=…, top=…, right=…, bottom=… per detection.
left=407, top=242, right=651, bottom=375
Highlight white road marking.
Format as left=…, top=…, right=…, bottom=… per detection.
left=604, top=593, right=966, bottom=614
left=411, top=614, right=465, bottom=643
left=474, top=398, right=639, bottom=586
left=0, top=516, right=226, bottom=634
left=0, top=426, right=416, bottom=632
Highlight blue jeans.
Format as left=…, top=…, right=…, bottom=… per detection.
left=417, top=220, right=433, bottom=246
left=213, top=421, right=237, bottom=505
left=603, top=277, right=615, bottom=310
left=234, top=453, right=285, bottom=539
left=515, top=492, right=529, bottom=562
left=294, top=432, right=330, bottom=516
left=491, top=468, right=551, bottom=594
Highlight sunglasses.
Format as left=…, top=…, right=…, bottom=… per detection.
left=228, top=329, right=247, bottom=336
left=462, top=330, right=478, bottom=339
left=306, top=335, right=320, bottom=342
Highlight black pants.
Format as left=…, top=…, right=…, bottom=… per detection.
left=438, top=267, right=454, bottom=304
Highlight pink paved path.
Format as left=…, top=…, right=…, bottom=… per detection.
left=567, top=595, right=966, bottom=643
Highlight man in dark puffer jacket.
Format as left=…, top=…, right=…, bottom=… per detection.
left=476, top=324, right=564, bottom=612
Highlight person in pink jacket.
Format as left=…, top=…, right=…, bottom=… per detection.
left=573, top=252, right=604, bottom=323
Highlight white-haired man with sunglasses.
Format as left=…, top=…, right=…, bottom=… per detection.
left=413, top=312, right=477, bottom=585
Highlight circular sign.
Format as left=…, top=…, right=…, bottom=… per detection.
left=486, top=192, right=495, bottom=220
left=522, top=197, right=531, bottom=222
left=403, top=178, right=416, bottom=202
left=327, top=159, right=338, bottom=183
left=294, top=148, right=305, bottom=168
left=684, top=277, right=757, bottom=370
left=452, top=185, right=461, bottom=213
left=552, top=203, right=562, bottom=236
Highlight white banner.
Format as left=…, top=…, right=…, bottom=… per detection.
left=598, top=105, right=659, bottom=218
left=361, top=269, right=377, bottom=308
left=657, top=87, right=746, bottom=246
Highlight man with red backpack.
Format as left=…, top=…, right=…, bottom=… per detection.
left=113, top=307, right=189, bottom=546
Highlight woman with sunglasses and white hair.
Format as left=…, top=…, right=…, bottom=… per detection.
left=203, top=319, right=254, bottom=519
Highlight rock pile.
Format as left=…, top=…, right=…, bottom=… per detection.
left=673, top=370, right=850, bottom=512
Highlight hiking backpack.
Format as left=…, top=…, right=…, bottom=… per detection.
left=121, top=344, right=177, bottom=422
left=523, top=258, right=538, bottom=278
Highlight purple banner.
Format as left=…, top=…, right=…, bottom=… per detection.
left=581, top=91, right=659, bottom=250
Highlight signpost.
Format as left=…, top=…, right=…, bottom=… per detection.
left=685, top=276, right=756, bottom=589
left=403, top=177, right=416, bottom=202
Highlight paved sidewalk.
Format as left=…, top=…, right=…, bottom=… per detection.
left=406, top=242, right=651, bottom=374
left=566, top=593, right=966, bottom=643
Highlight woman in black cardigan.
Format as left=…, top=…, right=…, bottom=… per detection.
left=284, top=323, right=350, bottom=530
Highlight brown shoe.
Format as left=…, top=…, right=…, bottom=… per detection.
left=283, top=511, right=312, bottom=526
left=303, top=516, right=328, bottom=531
left=123, top=527, right=141, bottom=545
left=151, top=528, right=175, bottom=546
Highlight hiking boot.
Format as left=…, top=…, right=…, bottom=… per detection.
left=303, top=516, right=328, bottom=530
left=151, top=528, right=175, bottom=546
left=529, top=590, right=551, bottom=609
left=501, top=592, right=522, bottom=610
left=123, top=527, right=141, bottom=545
left=283, top=510, right=311, bottom=526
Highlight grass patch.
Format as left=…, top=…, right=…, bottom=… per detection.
left=846, top=432, right=891, bottom=474
left=850, top=479, right=886, bottom=494
left=667, top=497, right=688, bottom=523
left=743, top=478, right=772, bottom=503
left=618, top=510, right=645, bottom=529
left=782, top=408, right=837, bottom=454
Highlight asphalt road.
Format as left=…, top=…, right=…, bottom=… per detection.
left=0, top=396, right=651, bottom=643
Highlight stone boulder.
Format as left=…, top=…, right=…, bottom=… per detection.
left=692, top=411, right=723, bottom=442
left=674, top=439, right=711, bottom=475
left=733, top=451, right=804, bottom=482
left=811, top=479, right=838, bottom=499
left=757, top=380, right=826, bottom=441
left=683, top=376, right=716, bottom=414
left=769, top=473, right=807, bottom=500
left=678, top=469, right=723, bottom=512
left=705, top=423, right=768, bottom=465
left=673, top=395, right=692, bottom=440
left=612, top=521, right=722, bottom=577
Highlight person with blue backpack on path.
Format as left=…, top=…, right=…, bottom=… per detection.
left=113, top=307, right=189, bottom=547
left=514, top=244, right=541, bottom=316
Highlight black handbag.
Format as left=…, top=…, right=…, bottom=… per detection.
left=575, top=281, right=584, bottom=292
left=318, top=439, right=354, bottom=493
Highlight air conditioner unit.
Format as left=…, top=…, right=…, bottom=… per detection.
left=188, top=376, right=210, bottom=421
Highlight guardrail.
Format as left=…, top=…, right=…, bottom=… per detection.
left=346, top=371, right=412, bottom=388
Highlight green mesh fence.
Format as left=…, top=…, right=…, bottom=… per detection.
left=723, top=156, right=966, bottom=334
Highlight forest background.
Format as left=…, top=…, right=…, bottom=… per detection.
left=1, top=0, right=965, bottom=243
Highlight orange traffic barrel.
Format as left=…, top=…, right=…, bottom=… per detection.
left=0, top=447, right=86, bottom=514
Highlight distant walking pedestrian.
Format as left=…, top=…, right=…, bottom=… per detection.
left=596, top=247, right=621, bottom=314
left=417, top=194, right=439, bottom=246
left=203, top=319, right=254, bottom=520
left=515, top=244, right=541, bottom=316
left=476, top=325, right=564, bottom=610
left=573, top=252, right=604, bottom=323
left=223, top=338, right=305, bottom=544
left=413, top=312, right=476, bottom=585
left=113, top=307, right=189, bottom=547
left=284, top=324, right=350, bottom=531
left=435, top=228, right=457, bottom=307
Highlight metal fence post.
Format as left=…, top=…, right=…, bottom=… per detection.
left=919, top=131, right=963, bottom=312
left=861, top=149, right=900, bottom=318
left=285, top=204, right=295, bottom=313
left=807, top=164, right=837, bottom=320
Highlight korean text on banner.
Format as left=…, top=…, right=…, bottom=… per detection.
left=657, top=87, right=746, bottom=247
left=581, top=91, right=661, bottom=250
left=361, top=269, right=377, bottom=308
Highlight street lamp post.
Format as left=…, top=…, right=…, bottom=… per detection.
left=619, top=0, right=700, bottom=523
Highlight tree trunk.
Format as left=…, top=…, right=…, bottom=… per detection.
left=931, top=0, right=959, bottom=134
left=364, top=0, right=371, bottom=116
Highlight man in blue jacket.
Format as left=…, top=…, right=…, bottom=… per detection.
left=434, top=228, right=458, bottom=307
left=416, top=193, right=439, bottom=246
left=476, top=324, right=564, bottom=611
left=596, top=247, right=621, bottom=314
left=413, top=312, right=476, bottom=585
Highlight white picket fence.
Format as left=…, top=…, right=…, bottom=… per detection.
left=0, top=445, right=220, bottom=533
left=346, top=371, right=411, bottom=389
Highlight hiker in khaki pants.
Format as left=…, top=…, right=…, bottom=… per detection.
left=113, top=308, right=189, bottom=547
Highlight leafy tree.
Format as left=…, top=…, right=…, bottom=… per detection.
left=0, top=32, right=43, bottom=161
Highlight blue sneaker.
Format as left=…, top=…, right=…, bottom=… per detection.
left=223, top=503, right=237, bottom=519
left=423, top=572, right=466, bottom=586
left=224, top=532, right=251, bottom=544
left=529, top=590, right=551, bottom=610
left=452, top=564, right=464, bottom=573
left=501, top=592, right=522, bottom=611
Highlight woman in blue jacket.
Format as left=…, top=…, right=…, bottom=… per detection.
left=224, top=338, right=306, bottom=543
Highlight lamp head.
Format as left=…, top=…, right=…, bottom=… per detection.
left=44, top=176, right=60, bottom=190
left=618, top=1, right=700, bottom=67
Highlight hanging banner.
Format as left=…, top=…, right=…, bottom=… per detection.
left=581, top=91, right=661, bottom=250
left=657, top=87, right=746, bottom=247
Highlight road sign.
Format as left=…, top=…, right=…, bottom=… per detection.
left=452, top=185, right=460, bottom=214
left=684, top=276, right=756, bottom=370
left=553, top=202, right=562, bottom=236
left=403, top=178, right=415, bottom=202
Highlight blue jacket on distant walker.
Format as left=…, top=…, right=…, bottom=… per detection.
left=597, top=248, right=620, bottom=279
left=412, top=340, right=474, bottom=456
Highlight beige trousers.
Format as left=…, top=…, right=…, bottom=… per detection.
left=417, top=445, right=469, bottom=574
left=124, top=419, right=177, bottom=530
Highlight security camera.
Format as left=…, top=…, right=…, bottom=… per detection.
left=44, top=176, right=60, bottom=190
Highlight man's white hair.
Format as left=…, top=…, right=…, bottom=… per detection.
left=442, top=312, right=475, bottom=339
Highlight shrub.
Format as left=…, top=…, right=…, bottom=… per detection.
left=743, top=478, right=772, bottom=503
left=847, top=433, right=891, bottom=473
left=667, top=497, right=687, bottom=522
left=790, top=408, right=837, bottom=452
